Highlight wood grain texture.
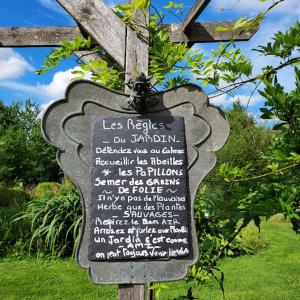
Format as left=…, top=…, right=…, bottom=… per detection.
left=0, top=26, right=82, bottom=47
left=73, top=50, right=101, bottom=64
left=57, top=0, right=126, bottom=67
left=125, top=9, right=149, bottom=83
left=118, top=285, right=145, bottom=300
left=167, top=21, right=259, bottom=44
left=119, top=2, right=149, bottom=299
left=183, top=0, right=211, bottom=31
left=73, top=49, right=122, bottom=70
left=0, top=21, right=257, bottom=49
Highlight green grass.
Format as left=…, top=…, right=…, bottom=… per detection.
left=0, top=220, right=299, bottom=300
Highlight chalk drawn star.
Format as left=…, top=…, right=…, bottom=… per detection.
left=101, top=168, right=111, bottom=176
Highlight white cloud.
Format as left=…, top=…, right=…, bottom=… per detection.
left=0, top=67, right=91, bottom=107
left=39, top=100, right=55, bottom=118
left=38, top=68, right=84, bottom=99
left=40, top=99, right=55, bottom=112
left=38, top=67, right=91, bottom=115
left=247, top=111, right=279, bottom=127
left=0, top=49, right=33, bottom=80
left=209, top=93, right=228, bottom=106
left=209, top=93, right=263, bottom=107
left=0, top=80, right=44, bottom=95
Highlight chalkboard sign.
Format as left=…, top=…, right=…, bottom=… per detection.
left=89, top=116, right=190, bottom=261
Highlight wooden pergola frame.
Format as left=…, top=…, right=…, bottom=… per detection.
left=0, top=0, right=258, bottom=69
left=0, top=1, right=259, bottom=299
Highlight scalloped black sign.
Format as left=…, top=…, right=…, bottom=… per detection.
left=41, top=81, right=229, bottom=284
left=89, top=116, right=190, bottom=261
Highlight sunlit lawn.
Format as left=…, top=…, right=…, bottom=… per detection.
left=0, top=219, right=299, bottom=300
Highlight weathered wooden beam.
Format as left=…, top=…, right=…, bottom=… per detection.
left=125, top=7, right=149, bottom=80
left=56, top=0, right=126, bottom=67
left=0, top=21, right=257, bottom=49
left=73, top=49, right=122, bottom=70
left=118, top=284, right=145, bottom=300
left=0, top=26, right=82, bottom=47
left=0, top=26, right=114, bottom=67
left=168, top=21, right=259, bottom=44
left=118, top=1, right=149, bottom=299
left=73, top=50, right=101, bottom=64
left=183, top=0, right=211, bottom=31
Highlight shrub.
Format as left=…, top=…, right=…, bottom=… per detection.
left=0, top=207, right=30, bottom=257
left=16, top=181, right=82, bottom=257
left=33, top=182, right=60, bottom=198
left=238, top=225, right=268, bottom=254
left=0, top=100, right=62, bottom=185
left=268, top=213, right=290, bottom=223
left=0, top=185, right=31, bottom=257
left=0, top=185, right=29, bottom=208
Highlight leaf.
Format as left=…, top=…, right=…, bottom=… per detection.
left=272, top=149, right=288, bottom=160
left=215, top=26, right=231, bottom=32
left=163, top=1, right=184, bottom=9
left=272, top=123, right=286, bottom=130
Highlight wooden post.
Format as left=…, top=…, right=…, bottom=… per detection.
left=118, top=285, right=145, bottom=300
left=118, top=2, right=149, bottom=300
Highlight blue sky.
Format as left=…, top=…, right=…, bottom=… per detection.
left=0, top=0, right=299, bottom=121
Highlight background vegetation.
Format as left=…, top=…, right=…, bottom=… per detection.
left=1, top=220, right=299, bottom=300
left=0, top=0, right=299, bottom=299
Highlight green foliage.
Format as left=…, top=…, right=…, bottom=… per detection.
left=259, top=68, right=300, bottom=136
left=188, top=71, right=300, bottom=287
left=149, top=283, right=169, bottom=300
left=164, top=75, right=190, bottom=89
left=36, top=36, right=91, bottom=74
left=72, top=59, right=124, bottom=90
left=163, top=1, right=184, bottom=9
left=0, top=207, right=30, bottom=257
left=115, top=2, right=135, bottom=22
left=149, top=26, right=190, bottom=84
left=0, top=183, right=31, bottom=257
left=0, top=100, right=61, bottom=185
left=255, top=21, right=300, bottom=59
left=238, top=224, right=268, bottom=254
left=31, top=0, right=300, bottom=296
left=33, top=182, right=61, bottom=198
left=172, top=289, right=196, bottom=300
left=16, top=181, right=82, bottom=257
left=186, top=105, right=274, bottom=286
left=0, top=185, right=29, bottom=208
left=115, top=0, right=150, bottom=23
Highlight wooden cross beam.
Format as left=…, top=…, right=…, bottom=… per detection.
left=0, top=22, right=258, bottom=66
left=0, top=0, right=259, bottom=71
left=57, top=0, right=126, bottom=67
left=183, top=0, right=212, bottom=32
left=0, top=23, right=257, bottom=47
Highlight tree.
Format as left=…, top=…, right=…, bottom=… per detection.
left=0, top=100, right=62, bottom=185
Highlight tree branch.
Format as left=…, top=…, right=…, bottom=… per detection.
left=233, top=162, right=300, bottom=182
left=208, top=57, right=300, bottom=99
left=204, top=162, right=300, bottom=183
